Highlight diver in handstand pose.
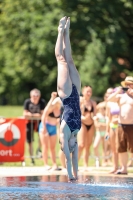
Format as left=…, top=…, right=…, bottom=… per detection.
left=55, top=16, right=81, bottom=181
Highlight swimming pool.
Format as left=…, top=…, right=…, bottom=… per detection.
left=0, top=175, right=133, bottom=200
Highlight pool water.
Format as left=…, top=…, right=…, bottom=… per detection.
left=0, top=175, right=133, bottom=200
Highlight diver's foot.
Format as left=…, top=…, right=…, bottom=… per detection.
left=64, top=17, right=70, bottom=34
left=58, top=16, right=67, bottom=32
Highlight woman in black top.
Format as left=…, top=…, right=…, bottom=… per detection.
left=78, top=86, right=97, bottom=170
left=39, top=92, right=62, bottom=170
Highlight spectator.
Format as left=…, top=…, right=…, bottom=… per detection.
left=103, top=87, right=114, bottom=167
left=23, top=88, right=46, bottom=165
left=39, top=92, right=62, bottom=170
left=106, top=89, right=120, bottom=173
left=93, top=93, right=107, bottom=167
left=107, top=76, right=133, bottom=174
left=78, top=85, right=97, bottom=170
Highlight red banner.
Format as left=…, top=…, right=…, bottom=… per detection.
left=0, top=118, right=27, bottom=162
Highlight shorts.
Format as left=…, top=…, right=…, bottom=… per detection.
left=26, top=121, right=40, bottom=143
left=116, top=124, right=133, bottom=153
left=39, top=122, right=57, bottom=136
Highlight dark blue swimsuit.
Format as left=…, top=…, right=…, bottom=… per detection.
left=60, top=84, right=81, bottom=133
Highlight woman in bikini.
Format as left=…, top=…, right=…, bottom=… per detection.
left=93, top=91, right=113, bottom=167
left=55, top=17, right=81, bottom=181
left=78, top=86, right=97, bottom=170
left=93, top=95, right=107, bottom=167
left=39, top=92, right=62, bottom=170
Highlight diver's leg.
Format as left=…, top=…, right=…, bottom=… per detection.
left=63, top=17, right=81, bottom=94
left=72, top=144, right=78, bottom=179
left=55, top=17, right=72, bottom=99
left=60, top=120, right=74, bottom=180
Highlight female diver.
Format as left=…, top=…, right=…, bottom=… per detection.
left=55, top=16, right=81, bottom=181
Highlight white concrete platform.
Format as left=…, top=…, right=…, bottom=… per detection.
left=0, top=167, right=133, bottom=177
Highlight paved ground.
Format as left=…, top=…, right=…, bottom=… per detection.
left=0, top=166, right=133, bottom=177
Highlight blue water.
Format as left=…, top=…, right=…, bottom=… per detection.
left=0, top=175, right=133, bottom=200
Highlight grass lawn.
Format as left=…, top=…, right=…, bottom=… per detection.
left=0, top=106, right=97, bottom=167
left=0, top=106, right=23, bottom=118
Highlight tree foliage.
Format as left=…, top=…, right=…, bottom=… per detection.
left=0, top=0, right=133, bottom=104
left=79, top=31, right=112, bottom=96
left=0, top=0, right=62, bottom=104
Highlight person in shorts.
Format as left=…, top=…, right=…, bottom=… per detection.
left=39, top=92, right=62, bottom=171
left=107, top=76, right=133, bottom=174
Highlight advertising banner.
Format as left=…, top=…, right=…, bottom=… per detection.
left=0, top=118, right=27, bottom=162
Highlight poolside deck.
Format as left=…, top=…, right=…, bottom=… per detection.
left=0, top=166, right=133, bottom=177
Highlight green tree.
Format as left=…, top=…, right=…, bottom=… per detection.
left=0, top=0, right=63, bottom=104
left=79, top=31, right=112, bottom=96
left=61, top=0, right=133, bottom=86
left=0, top=0, right=133, bottom=104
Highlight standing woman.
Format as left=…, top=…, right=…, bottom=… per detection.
left=106, top=100, right=119, bottom=173
left=39, top=92, right=62, bottom=170
left=93, top=100, right=107, bottom=166
left=78, top=86, right=97, bottom=170
left=55, top=16, right=81, bottom=181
